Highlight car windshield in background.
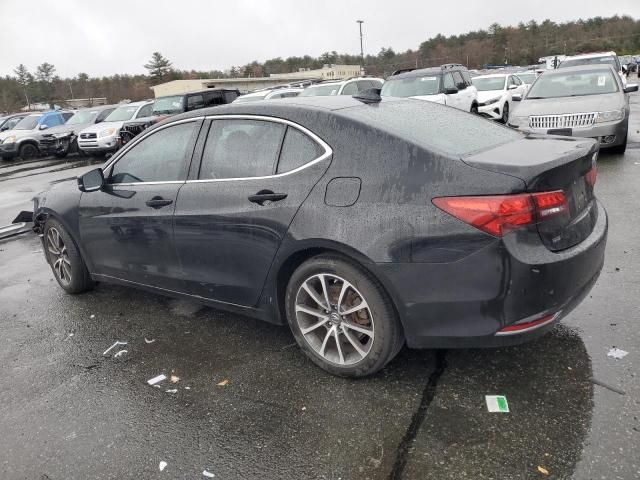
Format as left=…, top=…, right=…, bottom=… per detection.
left=66, top=110, right=99, bottom=125
left=381, top=76, right=440, bottom=97
left=13, top=115, right=41, bottom=130
left=298, top=84, right=340, bottom=97
left=234, top=93, right=270, bottom=103
left=472, top=77, right=506, bottom=91
left=152, top=96, right=184, bottom=114
left=527, top=70, right=619, bottom=99
left=104, top=106, right=139, bottom=122
left=516, top=73, right=536, bottom=84
left=560, top=57, right=618, bottom=69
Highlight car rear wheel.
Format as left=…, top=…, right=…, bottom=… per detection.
left=501, top=103, right=510, bottom=124
left=285, top=255, right=404, bottom=377
left=19, top=143, right=39, bottom=160
left=44, top=219, right=94, bottom=294
left=470, top=104, right=479, bottom=114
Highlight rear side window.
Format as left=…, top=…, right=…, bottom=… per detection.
left=276, top=127, right=324, bottom=174
left=43, top=114, right=62, bottom=127
left=443, top=73, right=455, bottom=90
left=224, top=91, right=239, bottom=103
left=96, top=108, right=115, bottom=122
left=187, top=94, right=204, bottom=110
left=204, top=92, right=224, bottom=107
left=452, top=71, right=465, bottom=89
left=199, top=119, right=285, bottom=179
left=110, top=122, right=196, bottom=183
left=340, top=82, right=358, bottom=95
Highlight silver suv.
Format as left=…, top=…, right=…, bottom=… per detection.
left=297, top=77, right=384, bottom=97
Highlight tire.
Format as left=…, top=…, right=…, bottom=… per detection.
left=501, top=103, right=510, bottom=124
left=285, top=254, right=404, bottom=377
left=470, top=104, right=479, bottom=115
left=609, top=133, right=627, bottom=155
left=18, top=143, right=39, bottom=160
left=43, top=219, right=94, bottom=294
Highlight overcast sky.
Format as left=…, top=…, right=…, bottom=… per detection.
left=1, top=0, right=638, bottom=78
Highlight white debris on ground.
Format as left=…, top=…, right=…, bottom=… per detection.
left=170, top=375, right=180, bottom=383
left=607, top=347, right=629, bottom=359
left=203, top=470, right=215, bottom=478
left=147, top=374, right=167, bottom=385
left=485, top=395, right=509, bottom=413
left=144, top=337, right=156, bottom=344
left=103, top=341, right=127, bottom=356
left=159, top=461, right=167, bottom=472
left=113, top=350, right=127, bottom=358
left=165, top=389, right=178, bottom=394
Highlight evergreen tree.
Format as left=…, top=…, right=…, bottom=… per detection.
left=144, top=52, right=173, bottom=82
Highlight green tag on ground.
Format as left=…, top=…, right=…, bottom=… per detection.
left=485, top=395, right=509, bottom=413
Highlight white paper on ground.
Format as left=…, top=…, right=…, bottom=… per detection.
left=103, top=341, right=127, bottom=356
left=203, top=470, right=215, bottom=478
left=485, top=395, right=509, bottom=413
left=607, top=347, right=628, bottom=360
left=159, top=461, right=167, bottom=471
left=147, top=374, right=167, bottom=385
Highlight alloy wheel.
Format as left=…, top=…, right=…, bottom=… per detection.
left=46, top=227, right=72, bottom=286
left=295, top=273, right=374, bottom=366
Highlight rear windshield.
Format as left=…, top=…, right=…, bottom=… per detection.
left=298, top=84, right=340, bottom=97
left=527, top=69, right=619, bottom=99
left=343, top=100, right=522, bottom=156
left=381, top=76, right=441, bottom=97
left=472, top=77, right=506, bottom=91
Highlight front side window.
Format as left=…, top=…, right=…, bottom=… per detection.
left=136, top=104, right=153, bottom=118
left=452, top=71, right=465, bottom=88
left=199, top=119, right=285, bottom=180
left=443, top=73, right=455, bottom=90
left=204, top=92, right=224, bottom=107
left=43, top=114, right=62, bottom=127
left=13, top=115, right=41, bottom=130
left=276, top=127, right=324, bottom=174
left=109, top=122, right=196, bottom=184
left=461, top=71, right=472, bottom=86
left=96, top=108, right=115, bottom=122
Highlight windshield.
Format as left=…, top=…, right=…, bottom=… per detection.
left=472, top=77, right=506, bottom=92
left=516, top=73, right=536, bottom=84
left=381, top=76, right=440, bottom=97
left=66, top=110, right=99, bottom=125
left=152, top=96, right=184, bottom=115
left=104, top=105, right=139, bottom=122
left=233, top=92, right=269, bottom=103
left=560, top=56, right=618, bottom=69
left=526, top=69, right=619, bottom=99
left=298, top=84, right=340, bottom=97
left=13, top=115, right=41, bottom=130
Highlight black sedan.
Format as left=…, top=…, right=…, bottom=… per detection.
left=32, top=95, right=607, bottom=377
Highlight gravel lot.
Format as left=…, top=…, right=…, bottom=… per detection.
left=1, top=96, right=639, bottom=479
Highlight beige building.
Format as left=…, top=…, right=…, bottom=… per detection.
left=150, top=64, right=364, bottom=97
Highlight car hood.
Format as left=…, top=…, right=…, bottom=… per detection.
left=42, top=123, right=92, bottom=136
left=79, top=121, right=124, bottom=135
left=0, top=128, right=37, bottom=142
left=516, top=93, right=623, bottom=116
left=477, top=90, right=505, bottom=102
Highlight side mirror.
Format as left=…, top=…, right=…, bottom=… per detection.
left=624, top=84, right=639, bottom=93
left=0, top=126, right=8, bottom=132
left=444, top=87, right=458, bottom=95
left=78, top=168, right=105, bottom=192
left=512, top=94, right=522, bottom=102
left=508, top=84, right=518, bottom=90
left=39, top=124, right=48, bottom=130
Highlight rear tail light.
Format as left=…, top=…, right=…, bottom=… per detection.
left=496, top=311, right=561, bottom=335
left=432, top=190, right=568, bottom=237
left=585, top=164, right=597, bottom=187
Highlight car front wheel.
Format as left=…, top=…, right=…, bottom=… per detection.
left=285, top=255, right=404, bottom=377
left=501, top=103, right=510, bottom=124
left=44, top=219, right=94, bottom=294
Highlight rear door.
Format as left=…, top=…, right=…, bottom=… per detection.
left=442, top=72, right=461, bottom=109
left=78, top=120, right=200, bottom=290
left=173, top=116, right=332, bottom=306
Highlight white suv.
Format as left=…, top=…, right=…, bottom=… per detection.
left=472, top=73, right=527, bottom=123
left=380, top=64, right=479, bottom=113
left=297, top=77, right=384, bottom=97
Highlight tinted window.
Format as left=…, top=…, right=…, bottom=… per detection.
left=452, top=71, right=465, bottom=88
left=3, top=117, right=22, bottom=130
left=276, top=127, right=324, bottom=174
left=224, top=91, right=239, bottom=103
left=443, top=73, right=455, bottom=90
left=136, top=104, right=153, bottom=118
left=204, top=92, right=224, bottom=107
left=110, top=122, right=195, bottom=184
left=340, top=82, right=358, bottom=95
left=187, top=94, right=204, bottom=110
left=199, top=119, right=285, bottom=179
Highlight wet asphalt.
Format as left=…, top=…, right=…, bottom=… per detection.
left=1, top=96, right=639, bottom=480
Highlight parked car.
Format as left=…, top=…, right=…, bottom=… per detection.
left=39, top=105, right=117, bottom=158
left=77, top=101, right=153, bottom=156
left=33, top=95, right=606, bottom=377
left=381, top=64, right=479, bottom=113
left=508, top=65, right=638, bottom=154
left=0, top=110, right=73, bottom=160
left=558, top=52, right=625, bottom=85
left=298, top=77, right=383, bottom=97
left=0, top=113, right=29, bottom=133
left=119, top=89, right=240, bottom=145
left=514, top=71, right=538, bottom=86
left=233, top=88, right=304, bottom=103
left=472, top=73, right=527, bottom=123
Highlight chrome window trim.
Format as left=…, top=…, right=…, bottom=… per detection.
left=186, top=114, right=333, bottom=183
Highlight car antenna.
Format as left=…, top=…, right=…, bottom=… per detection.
left=352, top=88, right=382, bottom=104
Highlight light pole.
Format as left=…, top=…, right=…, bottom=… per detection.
left=356, top=20, right=364, bottom=73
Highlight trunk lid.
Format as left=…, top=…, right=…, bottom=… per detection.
left=463, top=134, right=599, bottom=251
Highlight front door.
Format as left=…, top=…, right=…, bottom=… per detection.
left=79, top=120, right=200, bottom=291
left=173, top=117, right=331, bottom=306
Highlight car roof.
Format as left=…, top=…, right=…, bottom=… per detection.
left=544, top=64, right=616, bottom=75
left=473, top=73, right=510, bottom=79
left=564, top=51, right=616, bottom=59
left=115, top=100, right=152, bottom=108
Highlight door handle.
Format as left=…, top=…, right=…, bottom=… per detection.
left=146, top=196, right=173, bottom=209
left=248, top=190, right=288, bottom=206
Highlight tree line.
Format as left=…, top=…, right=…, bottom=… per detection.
left=1, top=14, right=639, bottom=113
